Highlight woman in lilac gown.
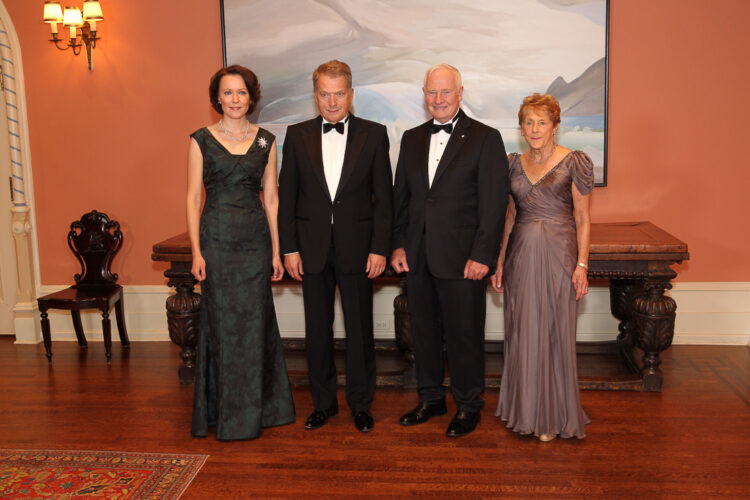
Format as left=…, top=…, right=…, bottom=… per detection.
left=491, top=93, right=593, bottom=441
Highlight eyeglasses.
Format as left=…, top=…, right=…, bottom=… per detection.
left=424, top=89, right=456, bottom=98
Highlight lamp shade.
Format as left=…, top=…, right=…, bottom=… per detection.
left=43, top=1, right=63, bottom=23
left=63, top=7, right=83, bottom=27
left=83, top=1, right=103, bottom=21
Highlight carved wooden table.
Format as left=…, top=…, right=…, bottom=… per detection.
left=152, top=221, right=688, bottom=391
left=586, top=221, right=689, bottom=391
left=150, top=233, right=200, bottom=384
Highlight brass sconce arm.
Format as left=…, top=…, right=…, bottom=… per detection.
left=49, top=22, right=98, bottom=64
left=43, top=1, right=103, bottom=72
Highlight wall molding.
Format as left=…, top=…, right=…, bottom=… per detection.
left=11, top=282, right=748, bottom=346
left=0, top=1, right=43, bottom=344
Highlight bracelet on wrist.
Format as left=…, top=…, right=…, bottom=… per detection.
left=577, top=262, right=588, bottom=270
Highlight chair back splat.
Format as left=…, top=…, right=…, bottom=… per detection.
left=68, top=210, right=122, bottom=286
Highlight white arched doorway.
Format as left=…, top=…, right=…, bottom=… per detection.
left=0, top=1, right=41, bottom=343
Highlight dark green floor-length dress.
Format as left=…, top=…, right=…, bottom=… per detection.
left=190, top=127, right=295, bottom=440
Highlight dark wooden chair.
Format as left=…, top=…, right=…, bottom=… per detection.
left=37, top=210, right=130, bottom=362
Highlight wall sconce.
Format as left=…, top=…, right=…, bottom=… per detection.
left=43, top=1, right=104, bottom=72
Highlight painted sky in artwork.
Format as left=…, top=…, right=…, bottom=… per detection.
left=224, top=0, right=607, bottom=182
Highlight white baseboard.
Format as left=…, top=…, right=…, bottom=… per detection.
left=19, top=282, right=749, bottom=346
left=11, top=301, right=41, bottom=343
left=669, top=282, right=750, bottom=345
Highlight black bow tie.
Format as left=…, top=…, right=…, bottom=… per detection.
left=430, top=122, right=453, bottom=134
left=323, top=121, right=345, bottom=134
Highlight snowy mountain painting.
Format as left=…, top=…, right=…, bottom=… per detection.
left=222, top=0, right=608, bottom=185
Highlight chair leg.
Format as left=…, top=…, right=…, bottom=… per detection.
left=40, top=310, right=52, bottom=362
left=71, top=310, right=88, bottom=348
left=101, top=311, right=112, bottom=362
left=114, top=296, right=130, bottom=348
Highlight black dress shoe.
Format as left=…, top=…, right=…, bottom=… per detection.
left=353, top=411, right=374, bottom=433
left=399, top=400, right=447, bottom=426
left=304, top=406, right=338, bottom=430
left=446, top=409, right=480, bottom=437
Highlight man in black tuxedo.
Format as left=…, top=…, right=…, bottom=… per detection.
left=278, top=60, right=392, bottom=433
left=391, top=64, right=509, bottom=437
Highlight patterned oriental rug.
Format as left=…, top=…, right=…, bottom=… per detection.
left=0, top=449, right=208, bottom=499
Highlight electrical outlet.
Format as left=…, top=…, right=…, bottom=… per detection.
left=374, top=319, right=391, bottom=330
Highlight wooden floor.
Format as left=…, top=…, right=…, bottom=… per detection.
left=1, top=337, right=748, bottom=499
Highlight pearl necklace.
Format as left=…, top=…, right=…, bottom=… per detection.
left=219, top=119, right=250, bottom=142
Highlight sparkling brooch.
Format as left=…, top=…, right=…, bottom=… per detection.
left=257, top=136, right=268, bottom=149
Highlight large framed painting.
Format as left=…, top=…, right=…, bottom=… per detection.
left=221, top=0, right=609, bottom=185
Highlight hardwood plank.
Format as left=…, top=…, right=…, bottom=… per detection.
left=0, top=337, right=748, bottom=498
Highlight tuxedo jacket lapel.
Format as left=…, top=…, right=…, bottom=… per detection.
left=431, top=109, right=470, bottom=189
left=416, top=122, right=431, bottom=191
left=301, top=116, right=332, bottom=202
left=335, top=115, right=366, bottom=201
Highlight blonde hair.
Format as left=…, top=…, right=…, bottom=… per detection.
left=518, top=93, right=561, bottom=125
left=313, top=60, right=352, bottom=89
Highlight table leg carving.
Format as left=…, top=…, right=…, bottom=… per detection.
left=165, top=263, right=201, bottom=384
left=632, top=279, right=676, bottom=392
left=609, top=279, right=641, bottom=350
left=393, top=277, right=416, bottom=388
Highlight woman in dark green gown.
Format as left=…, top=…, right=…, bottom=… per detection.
left=187, top=65, right=295, bottom=440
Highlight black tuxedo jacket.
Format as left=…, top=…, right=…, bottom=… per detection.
left=278, top=114, right=393, bottom=274
left=392, top=109, right=509, bottom=279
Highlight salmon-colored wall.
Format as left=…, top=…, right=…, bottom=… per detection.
left=4, top=0, right=750, bottom=284
left=597, top=0, right=750, bottom=281
left=3, top=0, right=223, bottom=285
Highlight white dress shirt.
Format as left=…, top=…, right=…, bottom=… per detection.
left=321, top=116, right=349, bottom=200
left=427, top=112, right=459, bottom=187
left=285, top=115, right=349, bottom=255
